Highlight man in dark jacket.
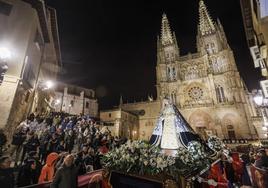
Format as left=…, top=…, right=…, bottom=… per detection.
left=17, top=159, right=38, bottom=187
left=75, top=145, right=94, bottom=175
left=0, top=156, right=14, bottom=188
left=21, top=132, right=40, bottom=163
left=50, top=154, right=78, bottom=188
left=10, top=128, right=26, bottom=166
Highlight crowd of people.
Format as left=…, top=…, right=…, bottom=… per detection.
left=197, top=145, right=268, bottom=188
left=0, top=112, right=127, bottom=188
left=1, top=112, right=268, bottom=188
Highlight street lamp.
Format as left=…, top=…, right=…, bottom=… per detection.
left=0, top=47, right=11, bottom=85
left=45, top=80, right=54, bottom=90
left=55, top=99, right=60, bottom=105
left=37, top=80, right=55, bottom=90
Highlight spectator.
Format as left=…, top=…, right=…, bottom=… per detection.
left=27, top=151, right=42, bottom=181
left=10, top=127, right=26, bottom=166
left=38, top=152, right=59, bottom=183
left=17, top=159, right=38, bottom=186
left=254, top=148, right=268, bottom=169
left=50, top=154, right=78, bottom=188
left=48, top=134, right=59, bottom=153
left=65, top=130, right=75, bottom=153
left=21, top=131, right=40, bottom=163
left=75, top=145, right=93, bottom=175
left=0, top=156, right=14, bottom=188
left=56, top=140, right=65, bottom=153
left=0, top=129, right=7, bottom=156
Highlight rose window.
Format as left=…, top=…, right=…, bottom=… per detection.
left=188, top=87, right=204, bottom=100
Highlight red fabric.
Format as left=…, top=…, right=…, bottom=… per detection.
left=101, top=179, right=112, bottom=188
left=208, top=163, right=228, bottom=188
left=99, top=146, right=109, bottom=154
left=78, top=170, right=104, bottom=188
left=231, top=153, right=243, bottom=182
left=38, top=152, right=59, bottom=183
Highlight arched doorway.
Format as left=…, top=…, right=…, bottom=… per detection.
left=227, top=125, right=236, bottom=139
left=222, top=114, right=239, bottom=139
left=189, top=110, right=214, bottom=140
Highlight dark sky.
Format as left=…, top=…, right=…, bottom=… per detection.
left=46, top=0, right=261, bottom=109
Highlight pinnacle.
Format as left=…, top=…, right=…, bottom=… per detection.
left=161, top=13, right=173, bottom=45
left=199, top=0, right=216, bottom=36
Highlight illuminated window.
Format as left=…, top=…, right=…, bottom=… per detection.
left=215, top=85, right=226, bottom=103
left=188, top=86, right=204, bottom=100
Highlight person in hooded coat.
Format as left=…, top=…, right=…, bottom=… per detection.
left=38, top=152, right=59, bottom=183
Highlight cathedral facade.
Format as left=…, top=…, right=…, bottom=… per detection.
left=116, top=0, right=261, bottom=140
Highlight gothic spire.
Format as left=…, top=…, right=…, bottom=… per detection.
left=161, top=13, right=173, bottom=45
left=198, top=0, right=216, bottom=36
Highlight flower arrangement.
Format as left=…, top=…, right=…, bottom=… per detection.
left=102, top=137, right=224, bottom=179
left=101, top=140, right=175, bottom=176
left=207, top=136, right=224, bottom=152
left=187, top=141, right=207, bottom=160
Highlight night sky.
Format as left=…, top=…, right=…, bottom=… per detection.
left=46, top=0, right=262, bottom=109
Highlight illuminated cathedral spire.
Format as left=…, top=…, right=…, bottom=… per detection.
left=199, top=0, right=216, bottom=36
left=161, top=13, right=173, bottom=45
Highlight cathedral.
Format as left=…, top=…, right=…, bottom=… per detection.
left=102, top=0, right=261, bottom=141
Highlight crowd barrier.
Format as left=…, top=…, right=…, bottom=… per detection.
left=19, top=169, right=104, bottom=188
left=250, top=165, right=268, bottom=188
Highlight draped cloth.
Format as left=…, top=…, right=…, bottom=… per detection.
left=149, top=101, right=215, bottom=156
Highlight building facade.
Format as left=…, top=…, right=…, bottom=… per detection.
left=0, top=0, right=61, bottom=137
left=118, top=0, right=261, bottom=140
left=100, top=108, right=139, bottom=140
left=53, top=84, right=98, bottom=118
left=240, top=0, right=268, bottom=78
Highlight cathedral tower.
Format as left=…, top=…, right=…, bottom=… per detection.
left=120, top=0, right=258, bottom=141
left=154, top=0, right=257, bottom=139
left=156, top=14, right=180, bottom=101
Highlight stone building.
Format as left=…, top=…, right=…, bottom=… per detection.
left=100, top=107, right=139, bottom=140
left=117, top=0, right=262, bottom=140
left=240, top=0, right=268, bottom=78
left=0, top=0, right=61, bottom=136
left=53, top=83, right=98, bottom=118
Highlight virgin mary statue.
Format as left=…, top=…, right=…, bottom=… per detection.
left=150, top=98, right=213, bottom=156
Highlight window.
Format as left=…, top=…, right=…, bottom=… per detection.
left=85, top=101, right=89, bottom=108
left=0, top=1, right=12, bottom=16
left=109, top=113, right=111, bottom=118
left=188, top=86, right=204, bottom=100
left=172, top=67, right=176, bottom=80
left=215, top=85, right=226, bottom=103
